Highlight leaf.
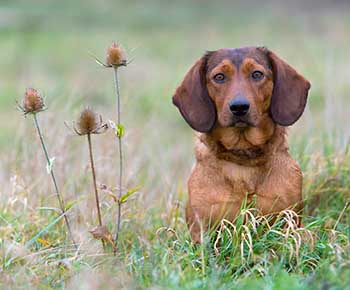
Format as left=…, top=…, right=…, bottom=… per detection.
left=64, top=197, right=85, bottom=211
left=46, top=157, right=55, bottom=174
left=107, top=192, right=118, bottom=203
left=37, top=238, right=51, bottom=247
left=37, top=206, right=61, bottom=212
left=89, top=226, right=117, bottom=252
left=108, top=120, right=124, bottom=138
left=25, top=208, right=74, bottom=247
left=108, top=120, right=116, bottom=129
left=116, top=123, right=124, bottom=138
left=119, top=188, right=138, bottom=204
left=89, top=225, right=111, bottom=240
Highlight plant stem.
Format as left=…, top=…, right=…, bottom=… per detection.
left=200, top=223, right=206, bottom=279
left=33, top=113, right=76, bottom=248
left=87, top=133, right=105, bottom=251
left=113, top=66, right=123, bottom=247
left=333, top=200, right=350, bottom=230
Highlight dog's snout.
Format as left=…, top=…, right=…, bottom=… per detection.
left=229, top=97, right=250, bottom=116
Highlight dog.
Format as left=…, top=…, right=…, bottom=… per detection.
left=172, top=47, right=311, bottom=243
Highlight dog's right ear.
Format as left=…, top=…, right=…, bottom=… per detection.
left=172, top=53, right=216, bottom=133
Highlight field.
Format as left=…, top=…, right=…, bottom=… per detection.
left=1, top=0, right=350, bottom=289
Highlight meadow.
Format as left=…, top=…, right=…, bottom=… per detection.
left=0, top=0, right=350, bottom=289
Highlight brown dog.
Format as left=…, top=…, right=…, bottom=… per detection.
left=172, top=47, right=311, bottom=243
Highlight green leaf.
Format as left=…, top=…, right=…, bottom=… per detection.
left=25, top=207, right=74, bottom=248
left=46, top=157, right=55, bottom=174
left=119, top=188, right=139, bottom=204
left=116, top=123, right=124, bottom=138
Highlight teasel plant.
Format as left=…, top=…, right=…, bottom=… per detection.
left=17, top=88, right=77, bottom=249
left=67, top=107, right=114, bottom=252
left=92, top=42, right=136, bottom=248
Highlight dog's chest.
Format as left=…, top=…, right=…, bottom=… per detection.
left=220, top=160, right=262, bottom=196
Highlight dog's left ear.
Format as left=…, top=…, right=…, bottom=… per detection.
left=266, top=49, right=311, bottom=126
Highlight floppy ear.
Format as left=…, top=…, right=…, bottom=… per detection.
left=172, top=54, right=216, bottom=132
left=267, top=50, right=311, bottom=126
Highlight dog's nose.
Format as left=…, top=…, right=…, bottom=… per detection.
left=229, top=97, right=250, bottom=116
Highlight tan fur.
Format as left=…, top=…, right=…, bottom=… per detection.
left=173, top=47, right=310, bottom=243
left=188, top=125, right=303, bottom=242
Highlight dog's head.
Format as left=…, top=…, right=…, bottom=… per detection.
left=173, top=47, right=311, bottom=132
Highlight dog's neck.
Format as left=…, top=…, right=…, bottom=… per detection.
left=197, top=117, right=289, bottom=167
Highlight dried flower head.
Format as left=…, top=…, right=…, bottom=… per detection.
left=89, top=225, right=111, bottom=240
left=106, top=42, right=127, bottom=67
left=89, top=225, right=117, bottom=252
left=73, top=107, right=108, bottom=136
left=18, top=88, right=46, bottom=115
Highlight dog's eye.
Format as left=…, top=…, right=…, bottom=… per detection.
left=251, top=70, right=264, bottom=81
left=213, top=73, right=226, bottom=83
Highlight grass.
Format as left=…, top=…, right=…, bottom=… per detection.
left=1, top=0, right=350, bottom=289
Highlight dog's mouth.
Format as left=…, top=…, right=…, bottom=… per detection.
left=231, top=118, right=256, bottom=128
left=234, top=121, right=249, bottom=128
left=220, top=113, right=258, bottom=129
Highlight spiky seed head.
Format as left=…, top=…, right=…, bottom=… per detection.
left=106, top=42, right=127, bottom=67
left=74, top=107, right=108, bottom=135
left=76, top=108, right=100, bottom=135
left=22, top=88, right=45, bottom=114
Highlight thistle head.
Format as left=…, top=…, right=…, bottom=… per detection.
left=19, top=88, right=46, bottom=115
left=73, top=107, right=108, bottom=136
left=106, top=42, right=127, bottom=67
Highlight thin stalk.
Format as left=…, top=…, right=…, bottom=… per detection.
left=113, top=67, right=123, bottom=246
left=200, top=223, right=206, bottom=279
left=87, top=133, right=106, bottom=251
left=33, top=113, right=76, bottom=248
left=333, top=200, right=350, bottom=230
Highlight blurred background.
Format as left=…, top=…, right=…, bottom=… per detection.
left=1, top=0, right=350, bottom=144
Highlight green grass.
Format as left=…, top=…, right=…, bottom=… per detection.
left=1, top=0, right=350, bottom=289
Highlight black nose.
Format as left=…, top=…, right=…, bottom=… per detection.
left=229, top=97, right=250, bottom=116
